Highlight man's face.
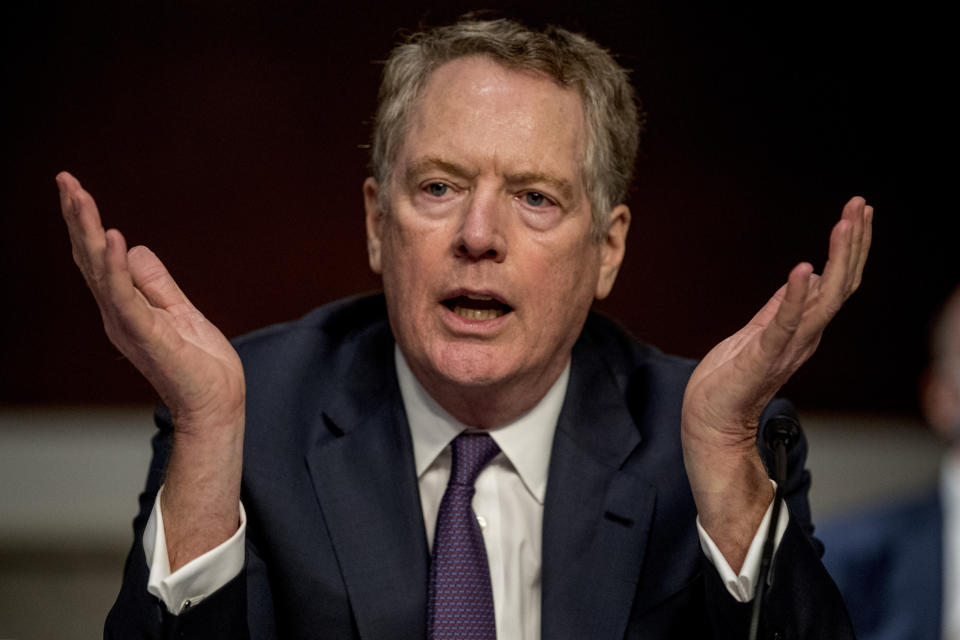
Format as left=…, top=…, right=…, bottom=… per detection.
left=365, top=56, right=628, bottom=425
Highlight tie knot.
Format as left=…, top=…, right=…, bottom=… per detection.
left=449, top=432, right=500, bottom=487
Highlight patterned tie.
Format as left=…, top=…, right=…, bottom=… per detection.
left=427, top=432, right=501, bottom=640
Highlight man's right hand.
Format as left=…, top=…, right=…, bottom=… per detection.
left=58, top=171, right=244, bottom=572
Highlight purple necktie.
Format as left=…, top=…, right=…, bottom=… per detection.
left=427, top=432, right=501, bottom=640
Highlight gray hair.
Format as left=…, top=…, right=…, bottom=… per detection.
left=370, top=18, right=644, bottom=240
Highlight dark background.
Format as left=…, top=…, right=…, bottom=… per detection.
left=1, top=0, right=951, bottom=414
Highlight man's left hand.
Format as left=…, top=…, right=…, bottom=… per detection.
left=681, top=196, right=872, bottom=571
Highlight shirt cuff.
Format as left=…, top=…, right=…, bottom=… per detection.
left=143, top=485, right=247, bottom=614
left=696, top=485, right=789, bottom=603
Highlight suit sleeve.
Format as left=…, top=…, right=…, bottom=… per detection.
left=700, top=398, right=855, bottom=639
left=103, top=404, right=251, bottom=640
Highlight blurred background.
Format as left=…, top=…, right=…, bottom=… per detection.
left=1, top=0, right=952, bottom=637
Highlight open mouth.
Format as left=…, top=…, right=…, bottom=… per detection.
left=442, top=295, right=513, bottom=321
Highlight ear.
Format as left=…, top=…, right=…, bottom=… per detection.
left=595, top=204, right=630, bottom=300
left=363, top=177, right=384, bottom=274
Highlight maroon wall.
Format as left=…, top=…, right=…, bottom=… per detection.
left=1, top=1, right=951, bottom=413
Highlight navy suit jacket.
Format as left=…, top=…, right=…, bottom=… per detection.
left=819, top=489, right=943, bottom=640
left=105, top=294, right=852, bottom=639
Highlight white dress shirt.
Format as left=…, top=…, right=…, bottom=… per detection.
left=145, top=346, right=788, bottom=634
left=400, top=346, right=563, bottom=639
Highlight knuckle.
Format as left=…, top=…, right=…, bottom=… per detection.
left=73, top=190, right=91, bottom=209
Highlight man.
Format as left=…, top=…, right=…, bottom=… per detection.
left=58, top=18, right=870, bottom=639
left=819, top=286, right=960, bottom=640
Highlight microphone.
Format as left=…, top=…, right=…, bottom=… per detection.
left=762, top=414, right=801, bottom=452
left=748, top=414, right=801, bottom=640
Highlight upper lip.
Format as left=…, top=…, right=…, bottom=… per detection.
left=440, top=288, right=513, bottom=311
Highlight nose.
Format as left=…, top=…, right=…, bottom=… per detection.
left=454, top=189, right=506, bottom=261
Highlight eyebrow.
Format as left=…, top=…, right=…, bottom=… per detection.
left=405, top=157, right=577, bottom=203
left=405, top=157, right=478, bottom=185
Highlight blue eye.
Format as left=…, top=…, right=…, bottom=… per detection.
left=427, top=183, right=448, bottom=197
left=525, top=192, right=548, bottom=207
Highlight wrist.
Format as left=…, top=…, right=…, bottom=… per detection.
left=682, top=417, right=774, bottom=569
left=169, top=392, right=246, bottom=439
left=161, top=425, right=244, bottom=572
left=687, top=451, right=772, bottom=529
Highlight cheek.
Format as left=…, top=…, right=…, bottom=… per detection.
left=525, top=242, right=601, bottom=330
left=538, top=238, right=600, bottom=292
left=380, top=219, right=446, bottom=302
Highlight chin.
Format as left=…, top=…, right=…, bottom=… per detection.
left=427, top=341, right=517, bottom=389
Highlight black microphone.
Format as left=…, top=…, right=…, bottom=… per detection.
left=748, top=414, right=801, bottom=640
left=762, top=414, right=801, bottom=452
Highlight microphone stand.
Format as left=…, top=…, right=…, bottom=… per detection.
left=748, top=414, right=800, bottom=640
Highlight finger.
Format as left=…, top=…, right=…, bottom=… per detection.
left=56, top=171, right=76, bottom=220
left=57, top=172, right=108, bottom=285
left=128, top=245, right=192, bottom=310
left=58, top=171, right=105, bottom=249
left=101, top=229, right=157, bottom=341
left=815, top=216, right=854, bottom=319
left=851, top=204, right=873, bottom=290
left=841, top=197, right=866, bottom=289
left=747, top=281, right=788, bottom=328
left=759, top=262, right=813, bottom=357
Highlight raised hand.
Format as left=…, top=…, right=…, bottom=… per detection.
left=681, top=196, right=872, bottom=569
left=58, top=171, right=244, bottom=569
left=58, top=171, right=244, bottom=431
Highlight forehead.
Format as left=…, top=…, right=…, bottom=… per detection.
left=399, top=56, right=587, bottom=182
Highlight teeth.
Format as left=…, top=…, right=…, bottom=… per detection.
left=453, top=306, right=505, bottom=320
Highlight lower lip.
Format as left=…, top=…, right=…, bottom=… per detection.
left=441, top=304, right=512, bottom=333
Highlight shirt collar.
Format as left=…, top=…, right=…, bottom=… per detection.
left=395, top=345, right=569, bottom=505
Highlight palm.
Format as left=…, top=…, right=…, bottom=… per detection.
left=127, top=288, right=243, bottom=430
left=682, top=197, right=872, bottom=446
left=59, top=172, right=244, bottom=431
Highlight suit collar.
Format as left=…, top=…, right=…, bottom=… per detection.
left=299, top=301, right=659, bottom=640
left=303, top=318, right=430, bottom=640
left=542, top=324, right=657, bottom=640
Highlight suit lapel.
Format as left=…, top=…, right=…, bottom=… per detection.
left=542, top=335, right=657, bottom=640
left=297, top=305, right=660, bottom=640
left=304, top=328, right=429, bottom=640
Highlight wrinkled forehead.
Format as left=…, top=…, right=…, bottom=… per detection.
left=398, top=56, right=588, bottom=182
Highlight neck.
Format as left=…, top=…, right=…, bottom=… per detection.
left=403, top=354, right=570, bottom=429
